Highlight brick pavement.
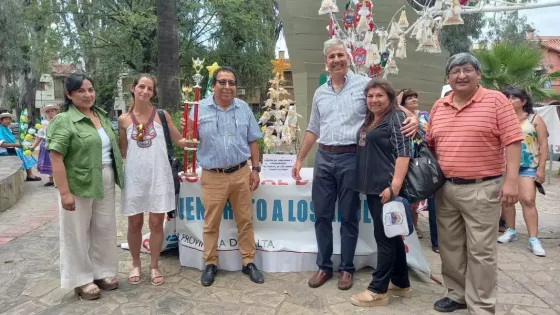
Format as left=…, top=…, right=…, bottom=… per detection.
left=1, top=165, right=560, bottom=315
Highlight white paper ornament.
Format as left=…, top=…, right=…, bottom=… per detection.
left=385, top=51, right=399, bottom=75
left=398, top=10, right=409, bottom=29
left=395, top=35, right=407, bottom=59
left=318, top=0, right=339, bottom=15
left=366, top=43, right=381, bottom=65
left=378, top=30, right=388, bottom=53
left=443, top=0, right=464, bottom=26
left=387, top=21, right=403, bottom=40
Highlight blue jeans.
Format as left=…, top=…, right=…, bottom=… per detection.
left=312, top=149, right=361, bottom=274
left=428, top=196, right=438, bottom=249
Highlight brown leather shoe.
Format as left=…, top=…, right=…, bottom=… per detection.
left=337, top=271, right=353, bottom=290
left=308, top=270, right=332, bottom=288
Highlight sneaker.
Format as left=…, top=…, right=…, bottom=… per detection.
left=529, top=238, right=546, bottom=257
left=498, top=228, right=517, bottom=243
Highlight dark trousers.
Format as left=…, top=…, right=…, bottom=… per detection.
left=312, top=149, right=360, bottom=274
left=367, top=195, right=410, bottom=293
left=428, top=196, right=439, bottom=249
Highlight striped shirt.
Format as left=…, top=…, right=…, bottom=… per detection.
left=426, top=86, right=523, bottom=179
left=190, top=96, right=262, bottom=169
left=308, top=73, right=370, bottom=145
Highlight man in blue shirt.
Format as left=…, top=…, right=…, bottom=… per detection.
left=292, top=38, right=418, bottom=290
left=186, top=66, right=264, bottom=286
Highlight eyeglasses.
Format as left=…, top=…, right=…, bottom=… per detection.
left=136, top=123, right=144, bottom=141
left=217, top=80, right=236, bottom=87
left=449, top=68, right=476, bottom=77
left=216, top=107, right=238, bottom=136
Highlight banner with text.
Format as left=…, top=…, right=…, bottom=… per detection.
left=176, top=168, right=431, bottom=275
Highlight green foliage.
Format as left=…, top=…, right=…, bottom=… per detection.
left=484, top=0, right=534, bottom=44
left=253, top=111, right=265, bottom=161
left=439, top=13, right=486, bottom=56
left=168, top=109, right=266, bottom=169
left=474, top=42, right=560, bottom=101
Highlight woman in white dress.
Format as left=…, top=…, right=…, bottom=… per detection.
left=118, top=74, right=187, bottom=286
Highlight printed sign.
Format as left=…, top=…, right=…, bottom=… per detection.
left=261, top=154, right=297, bottom=179
left=176, top=168, right=431, bottom=275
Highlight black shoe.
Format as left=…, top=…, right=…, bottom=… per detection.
left=434, top=297, right=467, bottom=312
left=201, top=264, right=217, bottom=286
left=242, top=263, right=264, bottom=284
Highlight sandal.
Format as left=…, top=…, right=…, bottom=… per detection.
left=350, top=290, right=389, bottom=307
left=150, top=268, right=165, bottom=286
left=74, top=283, right=100, bottom=300
left=94, top=277, right=119, bottom=291
left=432, top=247, right=440, bottom=254
left=128, top=266, right=142, bottom=285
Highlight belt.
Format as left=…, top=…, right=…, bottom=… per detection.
left=447, top=175, right=502, bottom=185
left=206, top=161, right=247, bottom=174
left=319, top=144, right=357, bottom=154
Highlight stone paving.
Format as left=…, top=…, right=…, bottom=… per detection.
left=1, top=164, right=560, bottom=315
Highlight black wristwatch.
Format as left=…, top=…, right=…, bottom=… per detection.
left=252, top=166, right=261, bottom=172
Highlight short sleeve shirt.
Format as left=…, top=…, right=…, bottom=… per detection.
left=426, top=86, right=523, bottom=179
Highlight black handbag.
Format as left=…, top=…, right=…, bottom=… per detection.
left=157, top=109, right=181, bottom=195
left=401, top=137, right=446, bottom=203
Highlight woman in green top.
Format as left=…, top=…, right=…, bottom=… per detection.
left=47, top=73, right=124, bottom=300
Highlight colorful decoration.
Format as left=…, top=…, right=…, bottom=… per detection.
left=271, top=53, right=291, bottom=81
left=205, top=62, right=220, bottom=97
left=318, top=0, right=548, bottom=79
left=259, top=55, right=301, bottom=154
left=17, top=109, right=40, bottom=158
left=182, top=57, right=205, bottom=178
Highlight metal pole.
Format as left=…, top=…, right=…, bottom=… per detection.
left=461, top=0, right=560, bottom=14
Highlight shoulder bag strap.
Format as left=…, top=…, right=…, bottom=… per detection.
left=530, top=113, right=537, bottom=124
left=157, top=109, right=174, bottom=159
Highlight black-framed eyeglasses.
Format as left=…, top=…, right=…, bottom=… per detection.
left=217, top=80, right=236, bottom=87
left=216, top=107, right=238, bottom=136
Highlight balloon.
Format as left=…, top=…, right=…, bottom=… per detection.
left=24, top=134, right=33, bottom=141
left=28, top=128, right=36, bottom=135
left=23, top=150, right=32, bottom=157
left=22, top=141, right=32, bottom=147
left=35, top=123, right=42, bottom=130
left=22, top=123, right=28, bottom=130
left=20, top=116, right=28, bottom=123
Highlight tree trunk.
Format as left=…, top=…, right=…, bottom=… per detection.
left=155, top=0, right=180, bottom=110
left=0, top=71, right=8, bottom=109
left=18, top=64, right=36, bottom=122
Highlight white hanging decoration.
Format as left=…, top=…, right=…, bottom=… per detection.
left=433, top=0, right=443, bottom=10
left=318, top=0, right=339, bottom=15
left=362, top=30, right=374, bottom=48
left=356, top=6, right=371, bottom=33
left=443, top=0, right=464, bottom=26
left=366, top=43, right=381, bottom=66
left=395, top=34, right=407, bottom=59
left=378, top=30, right=388, bottom=52
left=387, top=21, right=403, bottom=41
left=385, top=50, right=399, bottom=75
left=397, top=9, right=409, bottom=29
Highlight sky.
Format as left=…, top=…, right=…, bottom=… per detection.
left=274, top=2, right=560, bottom=58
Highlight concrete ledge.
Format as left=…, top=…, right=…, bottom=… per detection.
left=0, top=156, right=25, bottom=212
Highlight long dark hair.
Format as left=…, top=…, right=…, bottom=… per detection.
left=63, top=72, right=94, bottom=112
left=362, top=79, right=399, bottom=131
left=502, top=87, right=534, bottom=114
left=129, top=73, right=157, bottom=113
